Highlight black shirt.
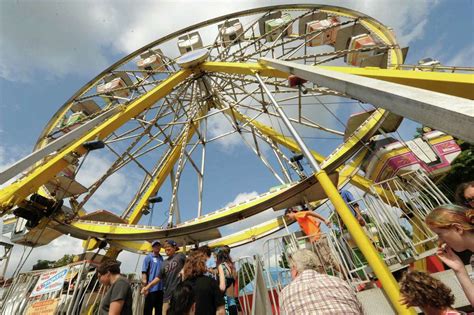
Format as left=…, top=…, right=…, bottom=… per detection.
left=184, top=275, right=224, bottom=315
left=99, top=277, right=133, bottom=315
left=159, top=252, right=187, bottom=302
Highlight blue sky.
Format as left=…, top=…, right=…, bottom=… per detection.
left=0, top=0, right=473, bottom=275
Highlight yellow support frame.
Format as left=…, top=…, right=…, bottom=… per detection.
left=315, top=170, right=411, bottom=314
left=228, top=107, right=403, bottom=205
left=0, top=69, right=191, bottom=211
left=320, top=66, right=474, bottom=99
left=126, top=118, right=202, bottom=225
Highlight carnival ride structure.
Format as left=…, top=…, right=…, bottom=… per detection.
left=0, top=4, right=473, bottom=314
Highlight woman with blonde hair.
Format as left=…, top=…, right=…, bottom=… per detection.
left=180, top=251, right=225, bottom=315
left=425, top=204, right=474, bottom=306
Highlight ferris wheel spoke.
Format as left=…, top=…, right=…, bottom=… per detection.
left=167, top=99, right=204, bottom=226
left=233, top=13, right=352, bottom=63
left=212, top=83, right=306, bottom=179
left=77, top=80, right=195, bottom=213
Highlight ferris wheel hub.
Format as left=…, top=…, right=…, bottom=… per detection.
left=176, top=48, right=209, bottom=69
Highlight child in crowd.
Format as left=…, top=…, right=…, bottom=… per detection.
left=400, top=270, right=466, bottom=315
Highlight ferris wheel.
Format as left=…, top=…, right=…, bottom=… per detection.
left=0, top=4, right=473, bottom=313
left=0, top=2, right=472, bottom=251
left=0, top=4, right=408, bottom=242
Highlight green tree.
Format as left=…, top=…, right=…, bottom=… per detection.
left=238, top=262, right=255, bottom=291
left=53, top=254, right=74, bottom=267
left=437, top=141, right=474, bottom=199
left=32, top=254, right=75, bottom=271
left=278, top=253, right=289, bottom=269
left=32, top=260, right=55, bottom=270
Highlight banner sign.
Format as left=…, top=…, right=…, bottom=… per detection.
left=30, top=267, right=69, bottom=297
left=25, top=298, right=59, bottom=315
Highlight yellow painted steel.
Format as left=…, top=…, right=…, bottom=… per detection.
left=0, top=70, right=191, bottom=212
left=201, top=62, right=289, bottom=78
left=320, top=66, right=474, bottom=99
left=126, top=120, right=201, bottom=225
left=229, top=108, right=403, bottom=205
left=108, top=217, right=286, bottom=253
left=315, top=170, right=414, bottom=315
left=72, top=183, right=296, bottom=234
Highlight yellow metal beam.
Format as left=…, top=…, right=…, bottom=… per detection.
left=320, top=66, right=474, bottom=99
left=0, top=69, right=191, bottom=211
left=228, top=107, right=401, bottom=205
left=71, top=181, right=299, bottom=234
left=126, top=119, right=201, bottom=225
left=205, top=61, right=388, bottom=172
left=316, top=170, right=414, bottom=315
left=108, top=217, right=287, bottom=253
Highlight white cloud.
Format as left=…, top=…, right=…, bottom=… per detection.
left=220, top=191, right=283, bottom=235
left=1, top=234, right=146, bottom=277
left=0, top=1, right=114, bottom=82
left=206, top=109, right=243, bottom=151
left=224, top=191, right=259, bottom=208
left=75, top=153, right=142, bottom=214
left=348, top=0, right=438, bottom=47
left=3, top=235, right=82, bottom=277
left=445, top=44, right=474, bottom=67
left=0, top=0, right=439, bottom=82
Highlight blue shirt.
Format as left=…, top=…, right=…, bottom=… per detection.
left=142, top=253, right=164, bottom=292
left=340, top=190, right=357, bottom=216
left=206, top=255, right=216, bottom=269
left=205, top=255, right=217, bottom=279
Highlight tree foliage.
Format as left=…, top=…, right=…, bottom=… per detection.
left=278, top=253, right=289, bottom=269
left=32, top=259, right=55, bottom=270
left=438, top=141, right=474, bottom=198
left=238, top=262, right=255, bottom=291
left=32, top=254, right=75, bottom=270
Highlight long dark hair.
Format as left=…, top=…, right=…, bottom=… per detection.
left=168, top=283, right=195, bottom=315
left=455, top=181, right=474, bottom=207
left=216, top=248, right=234, bottom=272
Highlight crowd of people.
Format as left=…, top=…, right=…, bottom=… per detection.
left=97, top=240, right=237, bottom=315
left=96, top=181, right=474, bottom=314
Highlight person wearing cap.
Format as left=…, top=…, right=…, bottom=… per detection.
left=339, top=189, right=365, bottom=227
left=141, top=239, right=186, bottom=314
left=142, top=240, right=164, bottom=315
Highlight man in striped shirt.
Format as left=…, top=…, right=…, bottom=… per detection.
left=280, top=249, right=363, bottom=314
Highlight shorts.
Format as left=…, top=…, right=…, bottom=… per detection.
left=309, top=235, right=339, bottom=272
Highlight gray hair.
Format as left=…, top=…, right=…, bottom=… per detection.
left=288, top=249, right=319, bottom=273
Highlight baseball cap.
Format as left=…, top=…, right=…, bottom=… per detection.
left=151, top=240, right=161, bottom=247
left=165, top=239, right=178, bottom=247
